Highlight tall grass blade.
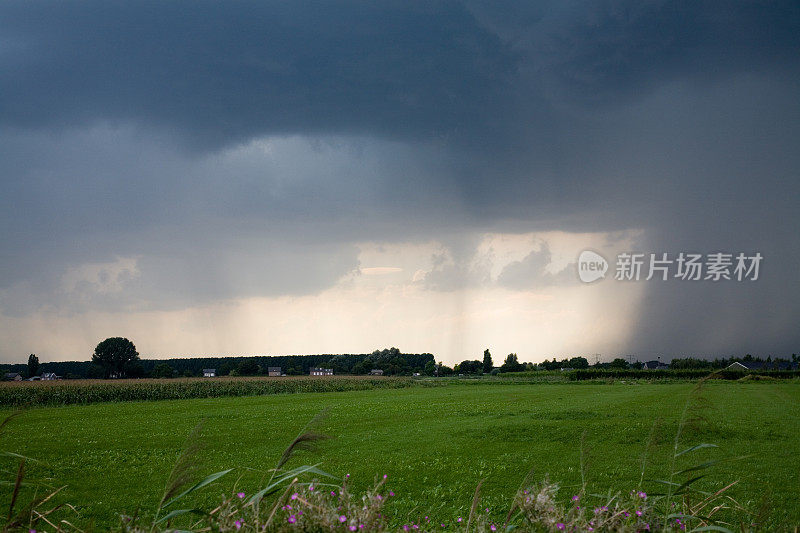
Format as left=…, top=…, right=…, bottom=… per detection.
left=155, top=507, right=206, bottom=524
left=676, top=443, right=718, bottom=457
left=247, top=464, right=333, bottom=505
left=162, top=468, right=233, bottom=509
left=7, top=458, right=24, bottom=521
left=687, top=526, right=734, bottom=532
left=467, top=479, right=483, bottom=531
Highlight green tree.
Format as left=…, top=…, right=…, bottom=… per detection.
left=237, top=359, right=260, bottom=376
left=27, top=354, right=40, bottom=378
left=500, top=353, right=524, bottom=373
left=218, top=360, right=235, bottom=376
left=482, top=349, right=493, bottom=374
left=458, top=360, right=483, bottom=374
left=609, top=358, right=629, bottom=369
left=438, top=364, right=454, bottom=376
left=92, top=337, right=140, bottom=378
left=567, top=356, right=589, bottom=369
left=151, top=363, right=175, bottom=378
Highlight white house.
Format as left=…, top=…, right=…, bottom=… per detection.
left=309, top=368, right=333, bottom=376
left=203, top=368, right=216, bottom=377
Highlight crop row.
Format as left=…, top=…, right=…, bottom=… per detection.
left=0, top=376, right=434, bottom=407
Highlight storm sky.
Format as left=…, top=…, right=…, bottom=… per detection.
left=1, top=1, right=799, bottom=364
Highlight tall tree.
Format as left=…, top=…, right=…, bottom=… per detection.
left=458, top=360, right=482, bottom=374
left=482, top=349, right=493, bottom=374
left=500, top=353, right=524, bottom=373
left=27, top=353, right=40, bottom=378
left=92, top=337, right=140, bottom=378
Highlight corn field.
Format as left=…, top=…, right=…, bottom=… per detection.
left=0, top=376, right=435, bottom=407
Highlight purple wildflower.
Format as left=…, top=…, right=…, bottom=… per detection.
left=572, top=495, right=580, bottom=502
left=235, top=520, right=243, bottom=530
left=288, top=515, right=296, bottom=524
left=237, top=492, right=245, bottom=499
left=340, top=515, right=347, bottom=523
left=350, top=527, right=357, bottom=532
left=557, top=524, right=565, bottom=530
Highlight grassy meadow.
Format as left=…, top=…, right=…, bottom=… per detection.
left=1, top=380, right=799, bottom=530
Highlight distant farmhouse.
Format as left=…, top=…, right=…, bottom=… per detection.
left=369, top=369, right=384, bottom=376
left=310, top=368, right=333, bottom=376
left=3, top=373, right=22, bottom=381
left=41, top=372, right=59, bottom=381
left=642, top=360, right=669, bottom=370
left=267, top=367, right=282, bottom=377
left=203, top=369, right=216, bottom=377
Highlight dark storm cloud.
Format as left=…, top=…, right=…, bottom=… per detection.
left=3, top=1, right=797, bottom=148
left=1, top=0, right=799, bottom=358
left=0, top=1, right=519, bottom=149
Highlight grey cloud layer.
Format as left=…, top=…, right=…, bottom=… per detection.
left=3, top=1, right=798, bottom=147
left=1, top=1, right=799, bottom=357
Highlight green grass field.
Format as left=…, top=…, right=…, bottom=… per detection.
left=2, top=380, right=799, bottom=530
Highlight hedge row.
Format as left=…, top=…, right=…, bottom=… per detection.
left=565, top=369, right=800, bottom=381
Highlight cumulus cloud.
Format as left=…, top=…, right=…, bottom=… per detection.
left=497, top=244, right=575, bottom=290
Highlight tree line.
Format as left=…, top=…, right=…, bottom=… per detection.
left=0, top=340, right=435, bottom=379
left=4, top=339, right=796, bottom=380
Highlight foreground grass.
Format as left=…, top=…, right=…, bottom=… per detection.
left=1, top=381, right=799, bottom=529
